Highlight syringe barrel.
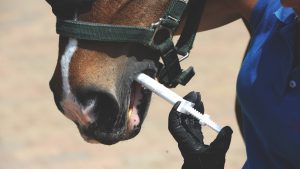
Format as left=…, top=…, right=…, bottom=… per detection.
left=135, top=73, right=221, bottom=133
left=136, top=73, right=184, bottom=104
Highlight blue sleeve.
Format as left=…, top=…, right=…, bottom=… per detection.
left=249, top=0, right=269, bottom=34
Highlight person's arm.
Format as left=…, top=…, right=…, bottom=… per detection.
left=197, top=0, right=257, bottom=31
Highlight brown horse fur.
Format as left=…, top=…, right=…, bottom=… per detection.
left=49, top=0, right=176, bottom=145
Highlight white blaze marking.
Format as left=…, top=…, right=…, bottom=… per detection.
left=61, top=38, right=77, bottom=94
left=60, top=38, right=96, bottom=127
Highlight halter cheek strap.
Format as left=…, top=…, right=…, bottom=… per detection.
left=56, top=0, right=206, bottom=88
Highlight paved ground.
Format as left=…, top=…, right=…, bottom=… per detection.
left=0, top=0, right=249, bottom=169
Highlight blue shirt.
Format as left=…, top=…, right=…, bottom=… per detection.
left=236, top=0, right=300, bottom=168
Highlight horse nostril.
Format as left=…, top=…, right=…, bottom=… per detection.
left=76, top=89, right=98, bottom=107
left=76, top=89, right=120, bottom=131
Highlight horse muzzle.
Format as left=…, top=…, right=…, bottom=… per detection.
left=75, top=81, right=152, bottom=145
left=73, top=78, right=153, bottom=145
left=51, top=56, right=157, bottom=145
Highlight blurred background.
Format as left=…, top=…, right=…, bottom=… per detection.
left=0, top=0, right=249, bottom=168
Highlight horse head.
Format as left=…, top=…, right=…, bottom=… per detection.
left=47, top=0, right=203, bottom=145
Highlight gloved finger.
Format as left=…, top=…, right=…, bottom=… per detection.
left=181, top=91, right=204, bottom=142
left=168, top=102, right=201, bottom=142
left=169, top=103, right=203, bottom=151
left=183, top=91, right=204, bottom=114
left=168, top=101, right=182, bottom=134
left=209, top=126, right=233, bottom=153
left=181, top=115, right=204, bottom=144
left=171, top=92, right=205, bottom=143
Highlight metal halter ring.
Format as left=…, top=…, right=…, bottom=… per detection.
left=178, top=52, right=189, bottom=62
left=149, top=18, right=173, bottom=47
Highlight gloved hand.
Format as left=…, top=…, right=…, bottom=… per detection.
left=168, top=91, right=233, bottom=169
left=46, top=0, right=95, bottom=18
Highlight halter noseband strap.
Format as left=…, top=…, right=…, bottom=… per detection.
left=56, top=0, right=206, bottom=88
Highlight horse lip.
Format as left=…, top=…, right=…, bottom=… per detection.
left=79, top=120, right=141, bottom=145
left=93, top=129, right=124, bottom=145
left=79, top=123, right=125, bottom=145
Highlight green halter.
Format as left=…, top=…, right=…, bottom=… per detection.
left=56, top=0, right=206, bottom=88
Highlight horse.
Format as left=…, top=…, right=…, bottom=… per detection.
left=46, top=0, right=245, bottom=145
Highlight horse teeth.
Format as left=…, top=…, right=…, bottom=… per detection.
left=128, top=108, right=133, bottom=117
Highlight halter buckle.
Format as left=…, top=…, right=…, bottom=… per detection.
left=149, top=18, right=173, bottom=48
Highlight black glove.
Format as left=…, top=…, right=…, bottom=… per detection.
left=168, top=91, right=233, bottom=169
left=46, top=0, right=95, bottom=18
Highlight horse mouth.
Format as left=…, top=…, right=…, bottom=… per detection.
left=78, top=71, right=154, bottom=145
left=126, top=81, right=152, bottom=133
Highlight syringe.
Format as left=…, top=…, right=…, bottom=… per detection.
left=135, top=73, right=222, bottom=133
